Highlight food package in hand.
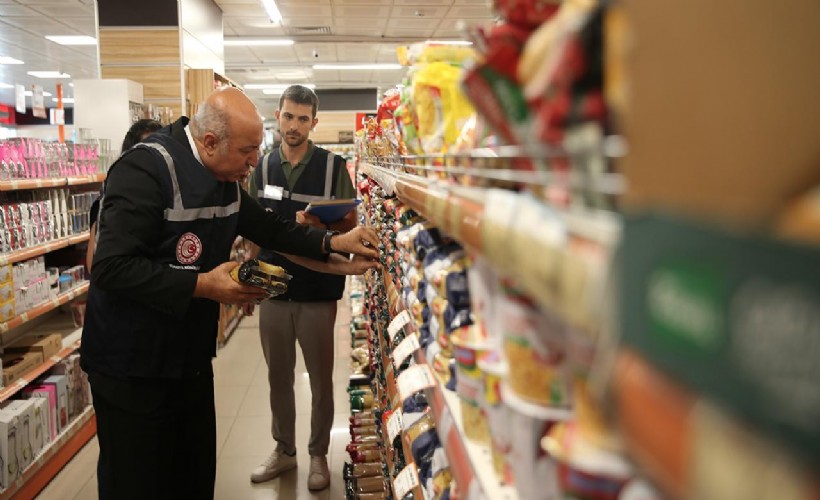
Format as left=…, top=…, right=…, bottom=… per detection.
left=230, top=259, right=291, bottom=298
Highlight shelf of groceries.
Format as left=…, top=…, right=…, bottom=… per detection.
left=0, top=324, right=94, bottom=499
left=0, top=281, right=89, bottom=336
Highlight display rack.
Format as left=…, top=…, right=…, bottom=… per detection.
left=380, top=272, right=515, bottom=500
left=0, top=232, right=90, bottom=266
left=0, top=334, right=82, bottom=401
left=0, top=406, right=96, bottom=500
left=0, top=173, right=105, bottom=192
left=360, top=160, right=620, bottom=334
left=0, top=282, right=89, bottom=336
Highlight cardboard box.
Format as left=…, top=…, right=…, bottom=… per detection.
left=23, top=386, right=56, bottom=441
left=0, top=265, right=11, bottom=286
left=0, top=400, right=35, bottom=469
left=0, top=412, right=19, bottom=488
left=0, top=298, right=14, bottom=323
left=6, top=333, right=62, bottom=361
left=619, top=0, right=820, bottom=226
left=27, top=397, right=49, bottom=456
left=51, top=356, right=81, bottom=420
left=41, top=375, right=68, bottom=433
left=1, top=352, right=44, bottom=386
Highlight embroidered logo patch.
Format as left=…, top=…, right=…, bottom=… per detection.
left=176, top=232, right=202, bottom=264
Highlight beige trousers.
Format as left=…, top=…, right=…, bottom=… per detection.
left=258, top=300, right=337, bottom=456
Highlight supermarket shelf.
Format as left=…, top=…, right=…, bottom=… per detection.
left=381, top=273, right=514, bottom=500
left=416, top=347, right=518, bottom=500
left=362, top=161, right=619, bottom=334
left=0, top=332, right=82, bottom=402
left=0, top=173, right=105, bottom=191
left=0, top=282, right=90, bottom=335
left=0, top=231, right=91, bottom=265
left=0, top=405, right=96, bottom=500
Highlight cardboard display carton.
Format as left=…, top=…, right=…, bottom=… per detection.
left=1, top=352, right=44, bottom=386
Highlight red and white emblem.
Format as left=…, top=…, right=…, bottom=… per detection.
left=176, top=232, right=203, bottom=264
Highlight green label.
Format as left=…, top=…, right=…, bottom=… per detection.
left=646, top=260, right=725, bottom=354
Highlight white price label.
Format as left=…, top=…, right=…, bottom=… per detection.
left=392, top=334, right=420, bottom=366
left=387, top=409, right=403, bottom=442
left=393, top=463, right=420, bottom=498
left=387, top=310, right=411, bottom=342
left=396, top=364, right=436, bottom=401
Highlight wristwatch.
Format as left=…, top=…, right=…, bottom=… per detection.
left=323, top=230, right=339, bottom=254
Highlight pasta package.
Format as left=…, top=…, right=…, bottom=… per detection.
left=412, top=62, right=476, bottom=155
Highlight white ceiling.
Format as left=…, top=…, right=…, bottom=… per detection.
left=0, top=0, right=494, bottom=117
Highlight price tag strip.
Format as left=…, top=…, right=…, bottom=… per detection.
left=387, top=310, right=411, bottom=343
left=392, top=334, right=420, bottom=366
left=387, top=409, right=403, bottom=443
left=396, top=364, right=437, bottom=401
left=393, top=462, right=420, bottom=499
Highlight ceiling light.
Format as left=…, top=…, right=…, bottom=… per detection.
left=260, top=0, right=282, bottom=23
left=426, top=40, right=473, bottom=46
left=45, top=35, right=97, bottom=46
left=224, top=38, right=294, bottom=47
left=24, top=91, right=53, bottom=97
left=245, top=83, right=315, bottom=90
left=0, top=83, right=14, bottom=89
left=0, top=56, right=24, bottom=65
left=27, top=71, right=71, bottom=78
left=52, top=97, right=74, bottom=103
left=313, top=64, right=402, bottom=70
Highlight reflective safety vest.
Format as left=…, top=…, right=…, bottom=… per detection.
left=254, top=148, right=346, bottom=302
left=82, top=129, right=240, bottom=378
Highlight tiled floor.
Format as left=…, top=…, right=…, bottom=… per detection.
left=36, top=295, right=355, bottom=500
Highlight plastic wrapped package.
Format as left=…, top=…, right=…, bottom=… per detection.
left=452, top=326, right=491, bottom=444
left=500, top=282, right=571, bottom=407
left=412, top=62, right=476, bottom=155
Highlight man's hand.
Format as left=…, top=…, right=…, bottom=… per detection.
left=342, top=255, right=381, bottom=275
left=193, top=261, right=269, bottom=304
left=330, top=226, right=379, bottom=259
left=295, top=210, right=324, bottom=229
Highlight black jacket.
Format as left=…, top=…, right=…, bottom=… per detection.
left=81, top=117, right=326, bottom=379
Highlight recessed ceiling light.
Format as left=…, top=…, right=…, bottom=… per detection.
left=24, top=91, right=53, bottom=97
left=313, top=64, right=402, bottom=70
left=0, top=83, right=14, bottom=89
left=245, top=83, right=315, bottom=90
left=260, top=0, right=282, bottom=23
left=224, top=39, right=294, bottom=47
left=45, top=35, right=97, bottom=46
left=0, top=56, right=24, bottom=65
left=52, top=97, right=75, bottom=103
left=27, top=71, right=71, bottom=78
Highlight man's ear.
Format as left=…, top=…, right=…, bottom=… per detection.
left=201, top=132, right=219, bottom=155
left=312, top=117, right=319, bottom=131
left=275, top=110, right=281, bottom=121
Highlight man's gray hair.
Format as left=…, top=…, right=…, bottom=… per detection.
left=191, top=102, right=229, bottom=142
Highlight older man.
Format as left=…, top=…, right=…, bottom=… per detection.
left=81, top=87, right=378, bottom=500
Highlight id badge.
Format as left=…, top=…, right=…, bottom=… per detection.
left=263, top=185, right=284, bottom=200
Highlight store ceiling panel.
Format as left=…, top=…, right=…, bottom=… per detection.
left=0, top=0, right=494, bottom=117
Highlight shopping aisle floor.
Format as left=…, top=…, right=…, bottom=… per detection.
left=36, top=296, right=356, bottom=500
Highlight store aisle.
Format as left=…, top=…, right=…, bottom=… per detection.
left=36, top=294, right=355, bottom=500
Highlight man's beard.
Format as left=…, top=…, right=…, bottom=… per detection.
left=284, top=132, right=306, bottom=147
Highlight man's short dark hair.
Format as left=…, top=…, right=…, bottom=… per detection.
left=279, top=85, right=319, bottom=118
